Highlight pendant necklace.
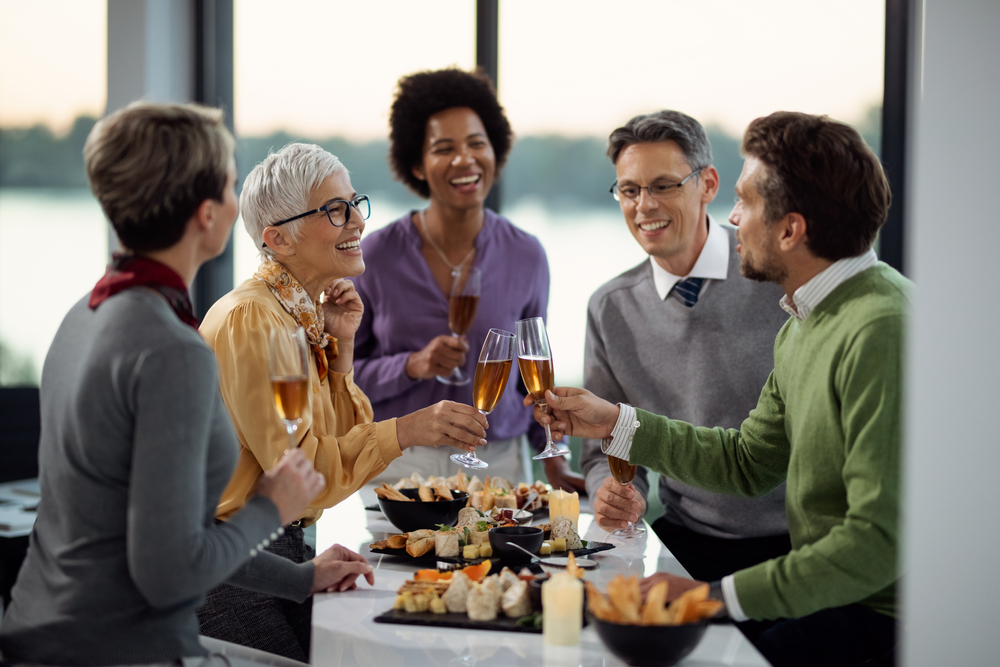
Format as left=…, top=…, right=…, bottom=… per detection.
left=417, top=209, right=477, bottom=277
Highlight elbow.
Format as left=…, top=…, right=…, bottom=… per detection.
left=133, top=572, right=196, bottom=609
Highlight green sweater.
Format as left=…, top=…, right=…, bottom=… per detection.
left=630, top=263, right=909, bottom=621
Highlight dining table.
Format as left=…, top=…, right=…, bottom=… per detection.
left=311, top=485, right=770, bottom=667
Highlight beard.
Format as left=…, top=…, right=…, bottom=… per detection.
left=739, top=244, right=787, bottom=284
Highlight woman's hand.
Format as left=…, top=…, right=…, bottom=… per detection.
left=255, top=449, right=326, bottom=525
left=543, top=455, right=587, bottom=493
left=405, top=335, right=469, bottom=380
left=311, top=544, right=375, bottom=593
left=323, top=279, right=364, bottom=342
left=396, top=401, right=488, bottom=452
left=523, top=388, right=620, bottom=441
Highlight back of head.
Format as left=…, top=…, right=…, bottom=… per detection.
left=607, top=110, right=713, bottom=169
left=240, top=143, right=345, bottom=258
left=389, top=67, right=513, bottom=198
left=84, top=102, right=234, bottom=253
left=741, top=111, right=891, bottom=261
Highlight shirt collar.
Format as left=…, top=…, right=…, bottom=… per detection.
left=779, top=248, right=879, bottom=321
left=651, top=215, right=729, bottom=300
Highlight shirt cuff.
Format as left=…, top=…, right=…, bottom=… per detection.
left=599, top=403, right=640, bottom=460
left=721, top=575, right=749, bottom=622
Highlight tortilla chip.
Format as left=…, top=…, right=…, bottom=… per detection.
left=606, top=575, right=642, bottom=624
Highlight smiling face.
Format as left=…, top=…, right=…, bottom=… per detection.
left=730, top=157, right=787, bottom=284
left=413, top=106, right=495, bottom=211
left=615, top=141, right=717, bottom=275
left=289, top=170, right=366, bottom=282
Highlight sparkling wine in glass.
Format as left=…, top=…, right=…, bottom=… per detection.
left=269, top=326, right=310, bottom=450
left=515, top=317, right=569, bottom=460
left=452, top=328, right=515, bottom=470
left=438, top=265, right=481, bottom=386
left=607, top=454, right=646, bottom=537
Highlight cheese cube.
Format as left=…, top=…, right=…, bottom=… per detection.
left=478, top=545, right=493, bottom=558
left=539, top=543, right=552, bottom=556
left=463, top=545, right=480, bottom=559
left=552, top=537, right=567, bottom=552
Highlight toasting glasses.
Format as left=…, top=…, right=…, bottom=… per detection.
left=451, top=328, right=516, bottom=470
left=438, top=265, right=482, bottom=386
left=606, top=453, right=646, bottom=537
left=268, top=327, right=310, bottom=450
left=515, top=317, right=570, bottom=460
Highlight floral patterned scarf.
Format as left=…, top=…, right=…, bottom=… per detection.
left=254, top=258, right=338, bottom=381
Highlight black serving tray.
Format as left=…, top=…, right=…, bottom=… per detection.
left=374, top=607, right=587, bottom=634
left=369, top=541, right=615, bottom=569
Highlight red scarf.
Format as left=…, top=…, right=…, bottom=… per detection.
left=89, top=254, right=199, bottom=330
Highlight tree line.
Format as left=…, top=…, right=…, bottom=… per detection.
left=0, top=107, right=880, bottom=213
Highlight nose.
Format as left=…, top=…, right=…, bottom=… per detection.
left=728, top=202, right=741, bottom=227
left=451, top=147, right=474, bottom=166
left=636, top=187, right=659, bottom=212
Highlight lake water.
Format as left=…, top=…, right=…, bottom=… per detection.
left=0, top=188, right=730, bottom=388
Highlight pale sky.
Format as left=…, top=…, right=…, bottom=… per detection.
left=0, top=0, right=884, bottom=138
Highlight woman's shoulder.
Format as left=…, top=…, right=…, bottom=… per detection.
left=200, top=279, right=290, bottom=342
left=486, top=210, right=546, bottom=256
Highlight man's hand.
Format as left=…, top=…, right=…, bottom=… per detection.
left=405, top=335, right=469, bottom=380
left=543, top=455, right=587, bottom=493
left=523, top=388, right=619, bottom=440
left=255, top=449, right=326, bottom=526
left=594, top=477, right=646, bottom=532
left=322, top=279, right=364, bottom=342
left=639, top=572, right=707, bottom=602
left=396, top=401, right=488, bottom=452
left=311, top=544, right=375, bottom=593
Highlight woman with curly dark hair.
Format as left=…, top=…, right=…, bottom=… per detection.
left=352, top=67, right=584, bottom=492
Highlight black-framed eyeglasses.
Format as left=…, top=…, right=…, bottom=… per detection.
left=262, top=195, right=371, bottom=247
left=610, top=167, right=705, bottom=202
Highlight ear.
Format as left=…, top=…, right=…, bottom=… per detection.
left=699, top=165, right=720, bottom=204
left=776, top=212, right=809, bottom=252
left=412, top=164, right=427, bottom=181
left=189, top=199, right=216, bottom=235
left=262, top=226, right=295, bottom=255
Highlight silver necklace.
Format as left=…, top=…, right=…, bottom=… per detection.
left=417, top=210, right=477, bottom=277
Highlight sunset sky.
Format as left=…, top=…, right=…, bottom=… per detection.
left=0, top=0, right=885, bottom=138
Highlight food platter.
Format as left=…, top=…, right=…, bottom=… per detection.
left=373, top=607, right=588, bottom=634
left=369, top=540, right=615, bottom=567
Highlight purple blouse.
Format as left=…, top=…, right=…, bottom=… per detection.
left=353, top=209, right=549, bottom=448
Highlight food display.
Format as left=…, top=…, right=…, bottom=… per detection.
left=386, top=470, right=550, bottom=513
left=585, top=576, right=723, bottom=626
left=393, top=562, right=543, bottom=623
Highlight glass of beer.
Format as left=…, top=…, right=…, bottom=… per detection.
left=452, top=328, right=515, bottom=470
left=269, top=326, right=310, bottom=450
left=438, top=265, right=481, bottom=386
left=607, top=454, right=646, bottom=537
left=515, top=317, right=569, bottom=460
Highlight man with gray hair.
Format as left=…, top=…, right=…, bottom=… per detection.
left=580, top=110, right=790, bottom=582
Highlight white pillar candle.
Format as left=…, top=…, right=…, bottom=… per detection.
left=549, top=489, right=580, bottom=532
left=542, top=572, right=583, bottom=646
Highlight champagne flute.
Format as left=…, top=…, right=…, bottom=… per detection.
left=515, top=317, right=570, bottom=460
left=269, top=326, right=310, bottom=450
left=606, top=454, right=646, bottom=537
left=451, top=328, right=516, bottom=470
left=438, top=265, right=481, bottom=386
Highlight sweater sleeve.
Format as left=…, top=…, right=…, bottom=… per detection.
left=732, top=317, right=902, bottom=620
left=628, top=370, right=791, bottom=499
left=206, top=299, right=401, bottom=520
left=351, top=281, right=423, bottom=403
left=126, top=343, right=285, bottom=608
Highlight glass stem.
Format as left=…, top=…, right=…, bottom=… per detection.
left=540, top=402, right=554, bottom=446
left=285, top=421, right=298, bottom=449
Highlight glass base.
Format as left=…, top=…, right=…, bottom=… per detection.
left=437, top=367, right=470, bottom=386
left=451, top=451, right=489, bottom=469
left=611, top=523, right=646, bottom=538
left=532, top=444, right=570, bottom=460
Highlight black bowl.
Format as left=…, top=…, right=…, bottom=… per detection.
left=592, top=616, right=709, bottom=667
left=488, top=526, right=544, bottom=563
left=376, top=488, right=470, bottom=533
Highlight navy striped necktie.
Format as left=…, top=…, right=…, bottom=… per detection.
left=672, top=277, right=704, bottom=307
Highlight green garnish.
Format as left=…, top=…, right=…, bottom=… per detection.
left=475, top=509, right=485, bottom=517
left=435, top=524, right=454, bottom=532
left=464, top=527, right=471, bottom=544
left=496, top=488, right=508, bottom=496
left=580, top=539, right=588, bottom=548
left=515, top=612, right=544, bottom=628
left=476, top=520, right=490, bottom=532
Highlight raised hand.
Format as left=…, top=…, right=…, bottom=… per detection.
left=396, top=400, right=488, bottom=452
left=405, top=335, right=469, bottom=380
left=255, top=449, right=326, bottom=525
left=523, top=387, right=620, bottom=441
left=322, top=279, right=364, bottom=342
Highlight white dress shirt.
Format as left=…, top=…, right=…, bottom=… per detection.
left=650, top=215, right=729, bottom=302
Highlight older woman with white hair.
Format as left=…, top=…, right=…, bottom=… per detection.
left=196, top=143, right=488, bottom=660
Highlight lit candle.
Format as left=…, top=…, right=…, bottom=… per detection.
left=549, top=490, right=580, bottom=532
left=542, top=572, right=583, bottom=646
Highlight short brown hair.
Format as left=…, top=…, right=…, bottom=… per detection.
left=84, top=102, right=235, bottom=253
left=742, top=111, right=890, bottom=261
left=389, top=68, right=512, bottom=198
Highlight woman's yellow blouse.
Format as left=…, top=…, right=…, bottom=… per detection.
left=200, top=279, right=401, bottom=524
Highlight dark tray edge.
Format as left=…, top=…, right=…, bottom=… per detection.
left=373, top=608, right=543, bottom=633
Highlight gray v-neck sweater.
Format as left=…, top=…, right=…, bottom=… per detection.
left=580, top=226, right=790, bottom=538
left=0, top=290, right=313, bottom=666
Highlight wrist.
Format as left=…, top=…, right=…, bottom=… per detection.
left=395, top=414, right=414, bottom=450
left=404, top=353, right=420, bottom=380
left=605, top=404, right=621, bottom=439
